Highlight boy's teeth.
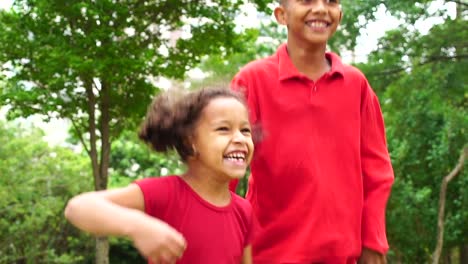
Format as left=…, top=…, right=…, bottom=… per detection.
left=308, top=21, right=327, bottom=28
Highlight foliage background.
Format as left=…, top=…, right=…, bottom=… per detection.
left=0, top=0, right=466, bottom=263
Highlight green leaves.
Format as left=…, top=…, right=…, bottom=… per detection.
left=361, top=2, right=468, bottom=260
left=108, top=130, right=184, bottom=188
left=0, top=121, right=93, bottom=263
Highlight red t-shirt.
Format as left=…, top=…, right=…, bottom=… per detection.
left=230, top=44, right=394, bottom=263
left=135, top=176, right=253, bottom=264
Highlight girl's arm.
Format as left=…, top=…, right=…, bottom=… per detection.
left=64, top=184, right=186, bottom=262
left=64, top=184, right=145, bottom=236
left=241, top=245, right=252, bottom=264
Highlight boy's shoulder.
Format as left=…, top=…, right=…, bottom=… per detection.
left=237, top=47, right=368, bottom=81
left=327, top=52, right=368, bottom=80
left=239, top=53, right=278, bottom=74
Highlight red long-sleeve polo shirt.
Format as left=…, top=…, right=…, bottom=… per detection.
left=230, top=44, right=394, bottom=263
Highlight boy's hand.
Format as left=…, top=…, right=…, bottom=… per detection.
left=129, top=216, right=187, bottom=263
left=358, top=247, right=387, bottom=264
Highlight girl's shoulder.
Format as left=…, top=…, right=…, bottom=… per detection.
left=135, top=174, right=180, bottom=186
left=231, top=193, right=253, bottom=218
left=133, top=175, right=188, bottom=218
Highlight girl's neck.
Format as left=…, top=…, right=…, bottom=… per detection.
left=286, top=40, right=330, bottom=82
left=181, top=168, right=231, bottom=207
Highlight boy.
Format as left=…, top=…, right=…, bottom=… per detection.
left=230, top=0, right=394, bottom=263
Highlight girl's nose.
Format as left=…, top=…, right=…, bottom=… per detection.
left=232, top=130, right=246, bottom=143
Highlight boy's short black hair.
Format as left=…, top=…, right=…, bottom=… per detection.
left=278, top=0, right=288, bottom=6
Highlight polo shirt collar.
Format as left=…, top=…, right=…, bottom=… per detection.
left=278, top=43, right=345, bottom=81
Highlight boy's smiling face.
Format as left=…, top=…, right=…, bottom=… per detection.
left=275, top=0, right=343, bottom=47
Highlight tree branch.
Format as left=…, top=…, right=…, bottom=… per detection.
left=432, top=146, right=467, bottom=264
left=367, top=54, right=468, bottom=77
left=98, top=79, right=111, bottom=191
left=447, top=0, right=468, bottom=8
left=83, top=76, right=100, bottom=191
left=69, top=117, right=91, bottom=157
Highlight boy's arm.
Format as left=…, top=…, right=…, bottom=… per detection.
left=358, top=247, right=387, bottom=264
left=360, top=82, right=394, bottom=254
left=230, top=71, right=257, bottom=193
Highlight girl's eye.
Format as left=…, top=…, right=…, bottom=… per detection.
left=241, top=128, right=252, bottom=134
left=216, top=127, right=229, bottom=131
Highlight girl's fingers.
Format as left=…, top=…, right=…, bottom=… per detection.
left=149, top=247, right=180, bottom=264
left=159, top=251, right=177, bottom=263
left=167, top=234, right=187, bottom=258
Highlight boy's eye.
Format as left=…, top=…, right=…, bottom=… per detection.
left=301, top=0, right=340, bottom=4
left=216, top=127, right=229, bottom=131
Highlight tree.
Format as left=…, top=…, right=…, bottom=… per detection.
left=0, top=120, right=93, bottom=263
left=0, top=0, right=270, bottom=262
left=433, top=146, right=467, bottom=264
left=353, top=1, right=467, bottom=262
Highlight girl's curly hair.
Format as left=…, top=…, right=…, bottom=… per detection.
left=138, top=86, right=246, bottom=162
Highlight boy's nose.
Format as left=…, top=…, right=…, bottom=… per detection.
left=311, top=0, right=327, bottom=13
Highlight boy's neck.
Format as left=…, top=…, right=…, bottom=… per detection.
left=286, top=41, right=331, bottom=82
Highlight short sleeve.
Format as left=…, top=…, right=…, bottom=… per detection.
left=134, top=176, right=174, bottom=219
left=245, top=208, right=255, bottom=247
left=239, top=197, right=254, bottom=247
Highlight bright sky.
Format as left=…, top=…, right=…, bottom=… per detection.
left=0, top=0, right=12, bottom=10
left=0, top=0, right=456, bottom=146
left=0, top=0, right=69, bottom=145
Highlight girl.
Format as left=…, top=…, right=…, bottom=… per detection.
left=64, top=87, right=254, bottom=264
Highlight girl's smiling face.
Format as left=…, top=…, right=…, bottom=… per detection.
left=189, top=97, right=254, bottom=181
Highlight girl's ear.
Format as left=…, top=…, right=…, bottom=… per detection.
left=185, top=135, right=198, bottom=157
left=274, top=6, right=287, bottom=25
left=192, top=144, right=198, bottom=156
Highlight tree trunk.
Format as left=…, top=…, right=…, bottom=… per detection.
left=432, top=147, right=467, bottom=264
left=85, top=77, right=111, bottom=264
left=96, top=237, right=110, bottom=264
left=99, top=80, right=111, bottom=191
left=443, top=250, right=452, bottom=264
left=460, top=245, right=468, bottom=264
left=96, top=80, right=112, bottom=264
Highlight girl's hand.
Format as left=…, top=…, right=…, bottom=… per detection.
left=358, top=247, right=387, bottom=264
left=130, top=216, right=187, bottom=263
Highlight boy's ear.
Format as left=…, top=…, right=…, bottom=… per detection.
left=274, top=6, right=287, bottom=25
